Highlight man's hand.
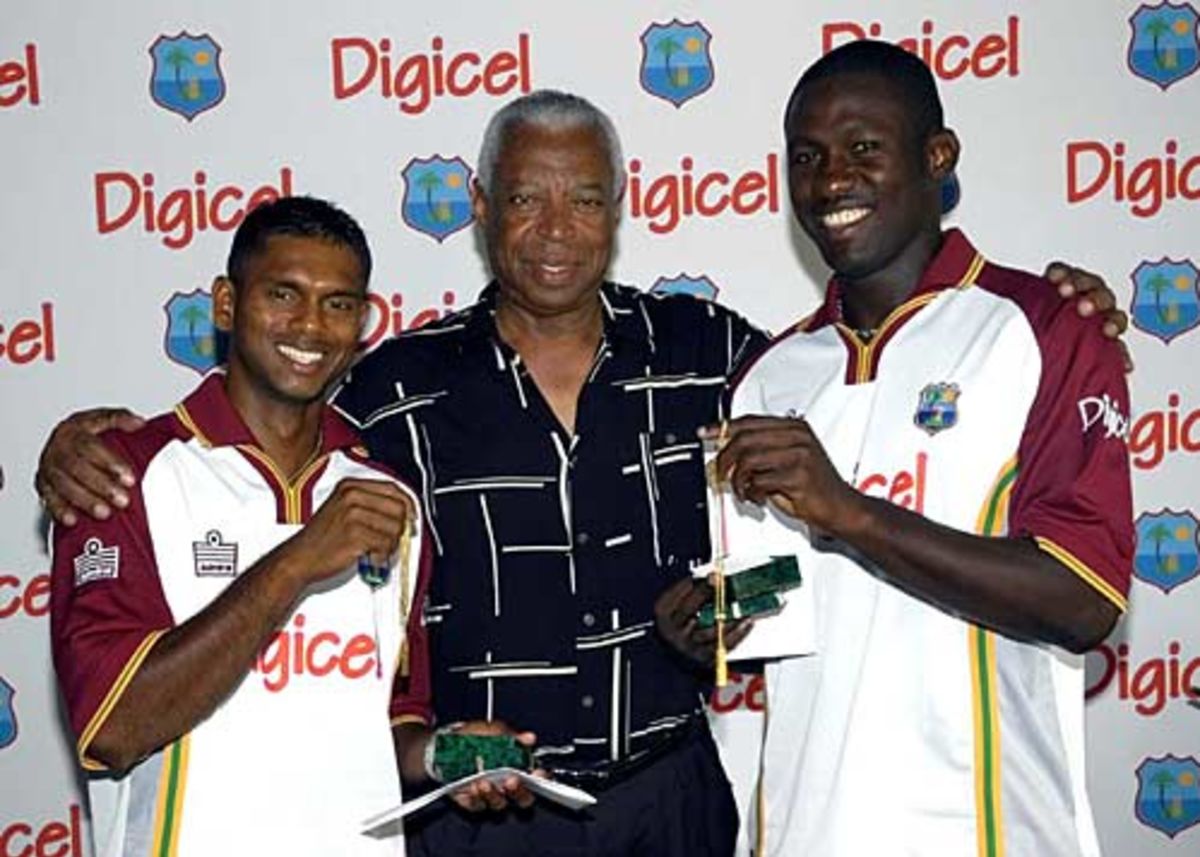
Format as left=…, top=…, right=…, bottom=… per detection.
left=654, top=578, right=753, bottom=667
left=277, top=478, right=412, bottom=586
left=442, top=721, right=540, bottom=812
left=706, top=416, right=862, bottom=533
left=1044, top=262, right=1133, bottom=370
left=35, top=408, right=145, bottom=526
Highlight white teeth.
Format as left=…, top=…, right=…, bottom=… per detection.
left=822, top=208, right=870, bottom=228
left=278, top=344, right=323, bottom=365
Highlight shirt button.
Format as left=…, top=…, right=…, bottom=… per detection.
left=581, top=695, right=595, bottom=709
left=665, top=432, right=678, bottom=444
left=577, top=531, right=590, bottom=546
left=582, top=612, right=596, bottom=627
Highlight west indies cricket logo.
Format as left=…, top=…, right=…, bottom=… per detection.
left=0, top=676, right=16, bottom=751
left=1128, top=2, right=1200, bottom=89
left=399, top=156, right=474, bottom=242
left=149, top=32, right=226, bottom=120
left=639, top=20, right=715, bottom=107
left=1135, top=755, right=1200, bottom=838
left=164, top=289, right=221, bottom=374
left=1134, top=509, right=1200, bottom=593
left=1130, top=258, right=1200, bottom=343
left=650, top=274, right=719, bottom=301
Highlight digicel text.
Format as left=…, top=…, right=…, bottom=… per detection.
left=0, top=804, right=83, bottom=857
left=332, top=34, right=531, bottom=115
left=1129, top=392, right=1200, bottom=470
left=1067, top=139, right=1200, bottom=218
left=94, top=167, right=294, bottom=250
left=627, top=154, right=780, bottom=235
left=0, top=572, right=50, bottom=621
left=1, top=303, right=55, bottom=365
left=823, top=17, right=1019, bottom=79
left=856, top=452, right=927, bottom=515
left=360, top=290, right=459, bottom=351
left=1086, top=641, right=1200, bottom=716
left=0, top=44, right=39, bottom=108
left=709, top=670, right=765, bottom=713
left=251, top=612, right=376, bottom=692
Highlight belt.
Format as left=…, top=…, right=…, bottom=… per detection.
left=542, top=715, right=705, bottom=792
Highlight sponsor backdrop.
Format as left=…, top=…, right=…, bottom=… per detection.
left=2, top=1, right=1198, bottom=853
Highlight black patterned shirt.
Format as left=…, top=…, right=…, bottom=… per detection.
left=333, top=282, right=766, bottom=765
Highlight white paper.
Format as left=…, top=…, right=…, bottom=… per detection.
left=360, top=769, right=597, bottom=837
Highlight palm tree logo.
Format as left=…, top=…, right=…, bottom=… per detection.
left=164, top=290, right=220, bottom=375
left=1130, top=258, right=1200, bottom=344
left=1134, top=510, right=1200, bottom=593
left=149, top=33, right=226, bottom=121
left=1128, top=3, right=1200, bottom=90
left=639, top=20, right=716, bottom=108
left=1136, top=756, right=1200, bottom=838
left=400, top=156, right=474, bottom=243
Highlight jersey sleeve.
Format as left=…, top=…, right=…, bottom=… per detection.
left=1008, top=309, right=1134, bottom=612
left=389, top=526, right=434, bottom=726
left=49, top=434, right=176, bottom=770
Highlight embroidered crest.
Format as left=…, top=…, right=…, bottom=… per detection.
left=1134, top=509, right=1200, bottom=593
left=914, top=382, right=960, bottom=435
left=1128, top=3, right=1200, bottom=90
left=73, top=538, right=120, bottom=586
left=1135, top=755, right=1200, bottom=838
left=193, top=530, right=238, bottom=577
left=639, top=20, right=715, bottom=108
left=399, top=155, right=474, bottom=243
left=149, top=32, right=227, bottom=121
left=650, top=273, right=719, bottom=301
left=1130, top=258, right=1200, bottom=344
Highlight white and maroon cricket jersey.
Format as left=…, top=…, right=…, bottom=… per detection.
left=50, top=375, right=430, bottom=857
left=726, top=230, right=1132, bottom=857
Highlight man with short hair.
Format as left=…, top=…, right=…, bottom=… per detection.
left=689, top=41, right=1131, bottom=856
left=50, top=197, right=424, bottom=857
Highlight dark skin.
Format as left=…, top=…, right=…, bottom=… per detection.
left=669, top=72, right=1119, bottom=663
left=85, top=237, right=414, bottom=771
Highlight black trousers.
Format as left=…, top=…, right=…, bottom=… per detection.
left=405, top=725, right=739, bottom=856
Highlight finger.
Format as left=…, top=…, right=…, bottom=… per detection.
left=59, top=421, right=140, bottom=487
left=1101, top=308, right=1128, bottom=338
left=74, top=407, right=146, bottom=436
left=655, top=578, right=702, bottom=616
left=514, top=730, right=537, bottom=746
left=1043, top=262, right=1073, bottom=293
left=451, top=791, right=484, bottom=812
left=42, top=458, right=128, bottom=520
left=38, top=484, right=79, bottom=527
left=478, top=780, right=508, bottom=811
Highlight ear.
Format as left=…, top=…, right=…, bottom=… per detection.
left=926, top=128, right=960, bottom=181
left=212, top=276, right=236, bottom=334
left=470, top=178, right=489, bottom=225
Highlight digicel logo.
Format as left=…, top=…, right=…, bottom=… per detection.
left=1129, top=392, right=1200, bottom=470
left=332, top=34, right=532, bottom=115
left=1086, top=640, right=1200, bottom=717
left=1, top=303, right=55, bottom=365
left=94, top=167, right=294, bottom=250
left=822, top=16, right=1019, bottom=79
left=856, top=451, right=928, bottom=515
left=251, top=612, right=377, bottom=693
left=627, top=154, right=780, bottom=235
left=709, top=669, right=765, bottom=714
left=0, top=803, right=83, bottom=857
left=360, top=290, right=459, bottom=351
left=0, top=573, right=50, bottom=621
left=1067, top=139, right=1200, bottom=218
left=0, top=44, right=39, bottom=108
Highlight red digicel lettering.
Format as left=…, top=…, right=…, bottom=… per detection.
left=709, top=670, right=766, bottom=714
left=331, top=34, right=532, bottom=115
left=94, top=167, right=295, bottom=251
left=0, top=44, right=39, bottom=108
left=0, top=303, right=55, bottom=365
left=856, top=452, right=927, bottom=515
left=1087, top=641, right=1200, bottom=717
left=823, top=17, right=1019, bottom=79
left=360, top=290, right=459, bottom=351
left=251, top=613, right=377, bottom=692
left=627, top=154, right=780, bottom=235
left=0, top=573, right=50, bottom=620
left=1067, top=139, right=1200, bottom=218
left=1129, top=392, right=1200, bottom=470
left=0, top=803, right=82, bottom=857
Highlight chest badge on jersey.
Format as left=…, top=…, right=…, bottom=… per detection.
left=73, top=538, right=120, bottom=586
left=914, top=382, right=960, bottom=435
left=193, top=530, right=238, bottom=577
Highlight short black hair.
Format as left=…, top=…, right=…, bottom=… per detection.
left=785, top=40, right=945, bottom=143
left=226, top=196, right=372, bottom=287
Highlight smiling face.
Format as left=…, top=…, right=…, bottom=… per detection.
left=785, top=72, right=957, bottom=288
left=474, top=122, right=618, bottom=320
left=214, top=234, right=367, bottom=412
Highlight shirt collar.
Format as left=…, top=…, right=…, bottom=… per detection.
left=176, top=373, right=361, bottom=452
left=806, top=228, right=981, bottom=331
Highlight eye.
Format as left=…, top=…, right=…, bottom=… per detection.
left=572, top=195, right=607, bottom=211
left=508, top=192, right=537, bottom=208
left=267, top=285, right=296, bottom=302
left=791, top=149, right=819, bottom=168
left=851, top=140, right=881, bottom=156
left=326, top=295, right=362, bottom=313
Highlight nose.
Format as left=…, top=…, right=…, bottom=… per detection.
left=817, top=151, right=854, bottom=198
left=535, top=194, right=574, bottom=240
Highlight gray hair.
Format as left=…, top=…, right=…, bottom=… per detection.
left=475, top=89, right=626, bottom=200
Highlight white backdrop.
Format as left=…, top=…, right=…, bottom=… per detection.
left=3, top=2, right=1199, bottom=854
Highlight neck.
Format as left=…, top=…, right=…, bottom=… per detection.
left=223, top=376, right=326, bottom=480
left=494, top=291, right=605, bottom=355
left=839, top=228, right=944, bottom=333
